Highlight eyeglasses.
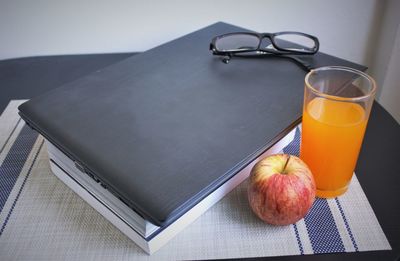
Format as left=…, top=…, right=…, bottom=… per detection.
left=210, top=31, right=319, bottom=70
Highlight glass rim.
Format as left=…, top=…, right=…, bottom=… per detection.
left=304, top=66, right=377, bottom=102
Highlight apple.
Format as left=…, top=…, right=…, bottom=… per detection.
left=248, top=154, right=315, bottom=225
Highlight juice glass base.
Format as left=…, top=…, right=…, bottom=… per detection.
left=316, top=185, right=349, bottom=198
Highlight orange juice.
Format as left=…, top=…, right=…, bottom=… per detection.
left=300, top=97, right=367, bottom=198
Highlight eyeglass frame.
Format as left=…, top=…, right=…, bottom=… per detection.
left=209, top=31, right=320, bottom=56
left=209, top=31, right=319, bottom=71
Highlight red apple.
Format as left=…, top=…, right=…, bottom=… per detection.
left=248, top=154, right=315, bottom=225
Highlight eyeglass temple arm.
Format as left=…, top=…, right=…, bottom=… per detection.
left=255, top=53, right=314, bottom=72
left=219, top=54, right=314, bottom=70
left=283, top=55, right=314, bottom=72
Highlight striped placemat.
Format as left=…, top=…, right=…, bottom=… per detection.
left=0, top=100, right=391, bottom=260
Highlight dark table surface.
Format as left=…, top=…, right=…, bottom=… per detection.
left=0, top=54, right=399, bottom=261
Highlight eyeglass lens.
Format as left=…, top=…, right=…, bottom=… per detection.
left=216, top=34, right=259, bottom=52
left=273, top=33, right=316, bottom=52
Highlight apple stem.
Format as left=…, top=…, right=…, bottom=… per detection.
left=283, top=155, right=291, bottom=174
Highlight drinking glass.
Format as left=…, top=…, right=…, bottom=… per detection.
left=300, top=66, right=376, bottom=198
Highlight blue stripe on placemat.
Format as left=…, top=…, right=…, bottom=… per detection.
left=0, top=118, right=21, bottom=155
left=282, top=127, right=301, bottom=156
left=0, top=123, right=38, bottom=213
left=335, top=198, right=359, bottom=251
left=0, top=140, right=44, bottom=236
left=283, top=127, right=347, bottom=254
left=292, top=223, right=304, bottom=255
left=304, top=199, right=345, bottom=253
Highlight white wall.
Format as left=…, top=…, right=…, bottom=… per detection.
left=370, top=0, right=400, bottom=123
left=0, top=0, right=398, bottom=122
left=0, top=0, right=381, bottom=64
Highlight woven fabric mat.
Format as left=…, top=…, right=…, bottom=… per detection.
left=0, top=100, right=391, bottom=260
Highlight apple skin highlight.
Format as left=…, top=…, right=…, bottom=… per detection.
left=248, top=154, right=316, bottom=226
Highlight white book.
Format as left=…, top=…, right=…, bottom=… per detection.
left=46, top=127, right=296, bottom=254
